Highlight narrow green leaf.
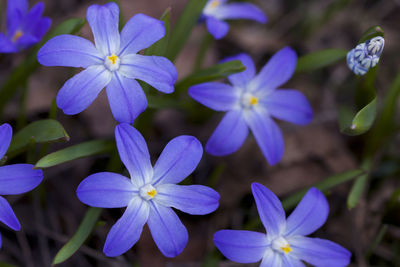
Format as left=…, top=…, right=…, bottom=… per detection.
left=347, top=173, right=368, bottom=209
left=145, top=7, right=171, bottom=56
left=0, top=262, right=19, bottom=267
left=165, top=0, right=208, bottom=61
left=175, top=60, right=245, bottom=93
left=359, top=25, right=384, bottom=44
left=35, top=140, right=113, bottom=168
left=53, top=207, right=102, bottom=265
left=147, top=95, right=182, bottom=109
left=282, top=169, right=364, bottom=210
left=0, top=18, right=86, bottom=115
left=339, top=98, right=377, bottom=136
left=296, top=49, right=347, bottom=72
left=7, top=119, right=69, bottom=157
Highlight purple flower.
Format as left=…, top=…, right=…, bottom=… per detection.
left=214, top=183, right=351, bottom=266
left=76, top=123, right=219, bottom=257
left=0, top=123, right=43, bottom=248
left=37, top=3, right=177, bottom=124
left=189, top=48, right=313, bottom=165
left=0, top=0, right=51, bottom=53
left=201, top=0, right=267, bottom=39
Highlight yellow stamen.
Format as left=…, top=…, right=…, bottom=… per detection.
left=12, top=30, right=23, bottom=42
left=108, top=54, right=118, bottom=65
left=211, top=0, right=220, bottom=8
left=281, top=244, right=292, bottom=254
left=249, top=96, right=259, bottom=105
left=147, top=189, right=157, bottom=198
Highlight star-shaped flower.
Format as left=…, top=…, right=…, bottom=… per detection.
left=37, top=3, right=177, bottom=123
left=201, top=0, right=267, bottom=39
left=0, top=0, right=51, bottom=53
left=0, top=123, right=43, bottom=248
left=214, top=183, right=351, bottom=266
left=189, top=48, right=313, bottom=165
left=76, top=123, right=220, bottom=257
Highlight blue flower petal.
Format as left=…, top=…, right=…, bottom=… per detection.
left=6, top=0, right=28, bottom=34
left=56, top=65, right=112, bottom=115
left=251, top=183, right=286, bottom=238
left=260, top=248, right=283, bottom=267
left=288, top=236, right=351, bottom=267
left=38, top=34, right=103, bottom=68
left=285, top=187, right=329, bottom=236
left=87, top=3, right=120, bottom=56
left=206, top=16, right=229, bottom=39
left=106, top=74, right=147, bottom=123
left=188, top=82, right=239, bottom=111
left=14, top=34, right=39, bottom=50
left=0, top=164, right=43, bottom=195
left=205, top=110, right=249, bottom=156
left=147, top=202, right=188, bottom=258
left=103, top=197, right=149, bottom=257
left=155, top=184, right=219, bottom=215
left=214, top=230, right=269, bottom=263
left=282, top=256, right=306, bottom=267
left=263, top=89, right=313, bottom=125
left=217, top=3, right=267, bottom=23
left=222, top=53, right=256, bottom=88
left=0, top=123, right=12, bottom=159
left=0, top=33, right=17, bottom=53
left=19, top=2, right=44, bottom=34
left=152, top=135, right=202, bottom=185
left=115, top=124, right=153, bottom=188
left=119, top=54, right=177, bottom=93
left=77, top=172, right=137, bottom=208
left=0, top=196, right=20, bottom=231
left=33, top=17, right=51, bottom=39
left=245, top=108, right=284, bottom=165
left=250, top=47, right=297, bottom=94
left=119, top=13, right=165, bottom=56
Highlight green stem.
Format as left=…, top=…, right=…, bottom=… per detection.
left=194, top=33, right=213, bottom=71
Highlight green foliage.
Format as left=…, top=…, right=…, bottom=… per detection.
left=358, top=25, right=384, bottom=44
left=7, top=119, right=69, bottom=159
left=52, top=208, right=102, bottom=265
left=145, top=7, right=171, bottom=57
left=296, top=49, right=347, bottom=72
left=35, top=140, right=114, bottom=168
left=165, top=0, right=208, bottom=61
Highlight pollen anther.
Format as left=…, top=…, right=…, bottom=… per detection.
left=281, top=244, right=292, bottom=254
left=249, top=96, right=259, bottom=105
left=211, top=0, right=220, bottom=8
left=147, top=189, right=157, bottom=198
left=108, top=54, right=118, bottom=65
left=12, top=30, right=23, bottom=42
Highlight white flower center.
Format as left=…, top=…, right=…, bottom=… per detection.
left=104, top=53, right=120, bottom=71
left=203, top=0, right=221, bottom=16
left=271, top=236, right=292, bottom=254
left=12, top=30, right=23, bottom=42
left=240, top=92, right=259, bottom=109
left=139, top=184, right=157, bottom=201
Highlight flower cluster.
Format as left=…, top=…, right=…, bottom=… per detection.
left=0, top=0, right=51, bottom=53
left=347, top=36, right=384, bottom=75
left=1, top=1, right=354, bottom=265
left=0, top=123, right=43, bottom=248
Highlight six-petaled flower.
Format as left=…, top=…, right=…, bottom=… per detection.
left=37, top=3, right=177, bottom=124
left=0, top=0, right=51, bottom=53
left=189, top=48, right=313, bottom=165
left=214, top=183, right=351, bottom=266
left=76, top=123, right=220, bottom=257
left=0, top=123, right=43, bottom=248
left=201, top=0, right=267, bottom=39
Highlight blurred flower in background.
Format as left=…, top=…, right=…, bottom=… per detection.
left=201, top=0, right=267, bottom=39
left=0, top=0, right=51, bottom=53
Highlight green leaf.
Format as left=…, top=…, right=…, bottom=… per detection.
left=175, top=60, right=245, bottom=93
left=282, top=169, right=364, bottom=210
left=0, top=18, right=86, bottom=116
left=145, top=7, right=171, bottom=57
left=359, top=25, right=384, bottom=44
left=35, top=140, right=114, bottom=168
left=347, top=173, right=368, bottom=209
left=7, top=119, right=69, bottom=157
left=147, top=95, right=182, bottom=109
left=296, top=49, right=347, bottom=72
left=165, top=0, right=208, bottom=61
left=53, top=207, right=102, bottom=265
